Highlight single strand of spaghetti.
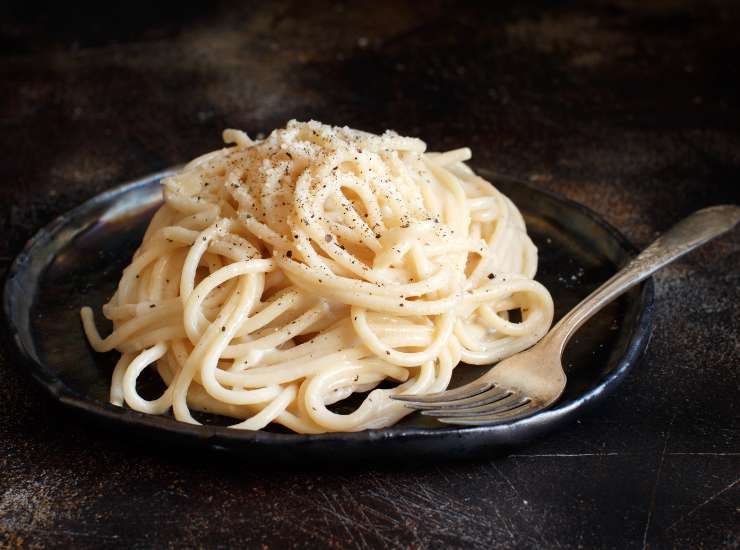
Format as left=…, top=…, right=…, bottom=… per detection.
left=456, top=280, right=541, bottom=322
left=273, top=409, right=326, bottom=434
left=118, top=326, right=188, bottom=353
left=154, top=356, right=175, bottom=396
left=203, top=251, right=223, bottom=274
left=476, top=300, right=517, bottom=326
left=454, top=319, right=486, bottom=352
left=286, top=225, right=333, bottom=272
left=323, top=221, right=375, bottom=253
left=521, top=233, right=539, bottom=279
left=322, top=360, right=393, bottom=393
left=368, top=359, right=436, bottom=402
left=183, top=260, right=271, bottom=342
left=197, top=276, right=288, bottom=405
left=146, top=256, right=170, bottom=300
left=463, top=278, right=552, bottom=308
left=260, top=159, right=290, bottom=218
left=255, top=322, right=356, bottom=364
left=222, top=129, right=254, bottom=147
left=229, top=384, right=297, bottom=430
left=323, top=288, right=458, bottom=317
left=175, top=208, right=220, bottom=231
left=408, top=242, right=433, bottom=280
left=231, top=349, right=389, bottom=387
left=222, top=301, right=327, bottom=359
left=287, top=281, right=458, bottom=316
left=428, top=148, right=472, bottom=167
left=385, top=152, right=429, bottom=218
left=122, top=342, right=174, bottom=414
left=208, top=235, right=258, bottom=261
left=237, top=210, right=290, bottom=249
left=182, top=145, right=233, bottom=171
left=367, top=326, right=435, bottom=347
left=459, top=294, right=552, bottom=363
left=81, top=303, right=181, bottom=352
left=226, top=300, right=325, bottom=357
left=303, top=361, right=425, bottom=431
left=117, top=244, right=174, bottom=305
left=182, top=382, right=258, bottom=419
left=379, top=132, right=426, bottom=152
left=417, top=171, right=444, bottom=220
left=110, top=353, right=134, bottom=406
left=372, top=226, right=424, bottom=270
left=236, top=344, right=370, bottom=381
left=302, top=363, right=410, bottom=430
left=140, top=206, right=176, bottom=244
left=435, top=342, right=456, bottom=390
left=468, top=204, right=517, bottom=286
left=477, top=300, right=546, bottom=336
left=276, top=255, right=453, bottom=298
left=467, top=196, right=499, bottom=222
left=423, top=161, right=468, bottom=227
left=352, top=307, right=456, bottom=366
left=227, top=289, right=307, bottom=340
left=331, top=173, right=387, bottom=241
left=134, top=262, right=155, bottom=304
left=103, top=298, right=182, bottom=321
left=335, top=175, right=386, bottom=237
left=164, top=188, right=221, bottom=217
left=459, top=331, right=546, bottom=365
left=363, top=154, right=411, bottom=223
left=170, top=276, right=245, bottom=423
left=179, top=219, right=230, bottom=301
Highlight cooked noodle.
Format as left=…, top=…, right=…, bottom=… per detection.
left=81, top=120, right=554, bottom=433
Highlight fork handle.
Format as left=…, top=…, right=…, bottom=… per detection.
left=548, top=204, right=740, bottom=350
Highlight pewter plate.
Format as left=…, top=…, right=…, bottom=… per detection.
left=3, top=169, right=653, bottom=462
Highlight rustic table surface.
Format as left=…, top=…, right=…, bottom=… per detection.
left=1, top=2, right=738, bottom=548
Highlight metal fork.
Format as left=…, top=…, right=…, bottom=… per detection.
left=391, top=204, right=740, bottom=425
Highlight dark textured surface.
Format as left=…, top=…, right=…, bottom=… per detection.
left=0, top=1, right=738, bottom=548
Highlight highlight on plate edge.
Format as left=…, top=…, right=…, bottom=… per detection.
left=80, top=120, right=554, bottom=433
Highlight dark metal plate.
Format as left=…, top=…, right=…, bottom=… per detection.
left=3, top=169, right=653, bottom=462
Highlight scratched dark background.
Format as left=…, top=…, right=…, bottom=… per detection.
left=1, top=1, right=739, bottom=548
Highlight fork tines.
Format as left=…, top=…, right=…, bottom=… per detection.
left=392, top=382, right=538, bottom=425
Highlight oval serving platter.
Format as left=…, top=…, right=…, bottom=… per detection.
left=3, top=168, right=653, bottom=462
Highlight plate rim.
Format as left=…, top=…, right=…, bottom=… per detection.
left=2, top=168, right=654, bottom=452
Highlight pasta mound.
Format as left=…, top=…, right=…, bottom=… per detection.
left=81, top=120, right=553, bottom=433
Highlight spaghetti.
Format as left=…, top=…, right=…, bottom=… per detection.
left=81, top=120, right=554, bottom=433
